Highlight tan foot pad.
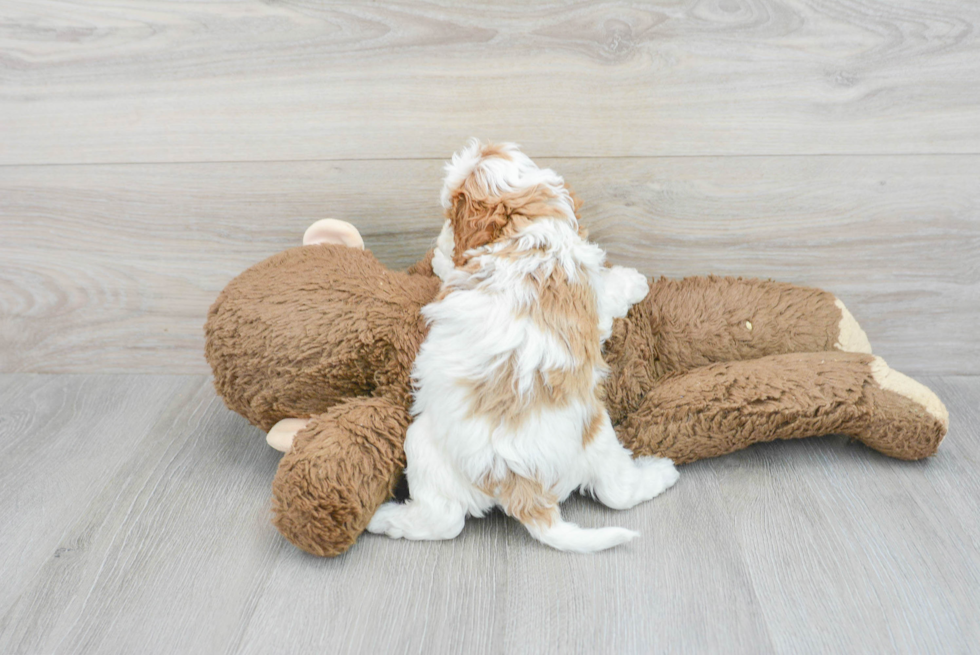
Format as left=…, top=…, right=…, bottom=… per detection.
left=834, top=299, right=873, bottom=354
left=870, top=356, right=949, bottom=431
left=267, top=418, right=310, bottom=452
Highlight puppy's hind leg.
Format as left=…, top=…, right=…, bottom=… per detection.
left=492, top=472, right=637, bottom=553
left=585, top=412, right=679, bottom=510
left=368, top=497, right=466, bottom=541
left=367, top=413, right=467, bottom=541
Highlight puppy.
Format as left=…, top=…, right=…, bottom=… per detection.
left=368, top=140, right=678, bottom=552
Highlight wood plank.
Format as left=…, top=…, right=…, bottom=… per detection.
left=2, top=375, right=974, bottom=653
left=915, top=376, right=980, bottom=562
left=0, top=375, right=193, bottom=619
left=707, top=375, right=980, bottom=653
left=2, top=0, right=979, bottom=164
left=235, top=511, right=510, bottom=655
left=0, top=375, right=771, bottom=654
left=2, top=155, right=976, bottom=374
left=236, top=461, right=775, bottom=655
left=0, top=375, right=286, bottom=654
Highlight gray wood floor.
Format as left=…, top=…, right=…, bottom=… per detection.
left=3, top=1, right=980, bottom=653
left=0, top=374, right=977, bottom=654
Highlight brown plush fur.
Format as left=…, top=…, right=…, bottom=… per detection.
left=206, top=246, right=437, bottom=431
left=272, top=399, right=411, bottom=557
left=205, top=244, right=947, bottom=557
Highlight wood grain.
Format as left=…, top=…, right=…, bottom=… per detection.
left=0, top=374, right=976, bottom=653
left=2, top=156, right=976, bottom=375
left=708, top=378, right=980, bottom=653
left=1, top=0, right=979, bottom=164
left=0, top=375, right=187, bottom=622
left=0, top=375, right=286, bottom=654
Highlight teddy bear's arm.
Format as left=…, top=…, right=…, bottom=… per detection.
left=616, top=351, right=948, bottom=465
left=406, top=249, right=437, bottom=277
left=271, top=397, right=410, bottom=557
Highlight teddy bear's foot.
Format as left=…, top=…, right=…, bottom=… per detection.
left=302, top=219, right=364, bottom=249
left=266, top=418, right=309, bottom=452
left=862, top=356, right=949, bottom=458
left=834, top=298, right=873, bottom=354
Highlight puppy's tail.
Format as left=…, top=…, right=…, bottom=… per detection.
left=490, top=472, right=637, bottom=553
left=523, top=514, right=638, bottom=554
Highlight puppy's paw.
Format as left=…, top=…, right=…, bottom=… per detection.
left=620, top=267, right=650, bottom=305
left=366, top=501, right=404, bottom=538
left=432, top=248, right=455, bottom=282
left=603, top=266, right=650, bottom=319
left=367, top=500, right=465, bottom=541
left=635, top=456, right=679, bottom=500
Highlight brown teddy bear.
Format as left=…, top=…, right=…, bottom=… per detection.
left=205, top=219, right=948, bottom=557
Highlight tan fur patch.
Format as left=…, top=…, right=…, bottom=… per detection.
left=566, top=185, right=589, bottom=239
left=459, top=263, right=606, bottom=446
left=479, top=142, right=514, bottom=160
left=444, top=144, right=574, bottom=267
left=480, top=471, right=556, bottom=527
left=463, top=354, right=526, bottom=423
left=447, top=184, right=568, bottom=266
left=527, top=265, right=603, bottom=366
left=583, top=410, right=603, bottom=447
left=525, top=265, right=607, bottom=430
left=463, top=360, right=602, bottom=433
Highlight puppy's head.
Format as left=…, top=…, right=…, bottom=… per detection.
left=439, top=139, right=578, bottom=266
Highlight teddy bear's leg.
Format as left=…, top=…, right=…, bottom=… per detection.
left=626, top=277, right=872, bottom=377
left=617, top=351, right=948, bottom=465
left=271, top=397, right=410, bottom=557
left=604, top=277, right=874, bottom=424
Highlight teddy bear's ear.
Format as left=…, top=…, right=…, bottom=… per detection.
left=302, top=219, right=365, bottom=249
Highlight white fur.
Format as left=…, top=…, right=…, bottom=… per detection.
left=369, top=141, right=678, bottom=553
left=432, top=219, right=456, bottom=282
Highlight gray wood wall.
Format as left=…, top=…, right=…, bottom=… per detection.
left=2, top=0, right=978, bottom=375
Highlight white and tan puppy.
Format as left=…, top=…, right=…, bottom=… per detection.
left=368, top=140, right=678, bottom=552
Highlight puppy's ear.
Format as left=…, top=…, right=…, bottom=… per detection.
left=565, top=185, right=588, bottom=239
left=566, top=185, right=584, bottom=220
left=447, top=187, right=510, bottom=267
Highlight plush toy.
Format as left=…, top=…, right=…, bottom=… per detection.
left=205, top=219, right=948, bottom=557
